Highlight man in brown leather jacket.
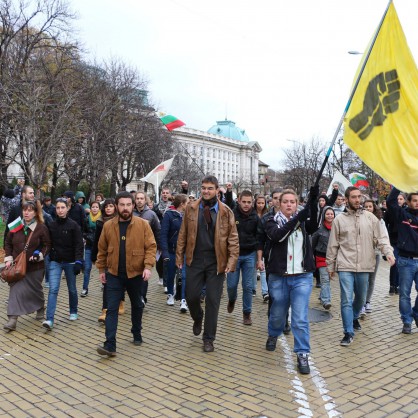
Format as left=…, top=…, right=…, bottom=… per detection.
left=176, top=176, right=239, bottom=353
left=96, top=191, right=156, bottom=357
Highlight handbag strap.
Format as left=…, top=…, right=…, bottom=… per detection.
left=23, top=231, right=34, bottom=252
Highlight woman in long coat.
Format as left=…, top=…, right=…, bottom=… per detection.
left=4, top=200, right=51, bottom=331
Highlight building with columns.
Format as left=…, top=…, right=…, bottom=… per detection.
left=173, top=119, right=262, bottom=187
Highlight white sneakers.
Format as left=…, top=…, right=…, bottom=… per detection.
left=180, top=299, right=188, bottom=313
left=365, top=302, right=372, bottom=313
left=166, top=294, right=175, bottom=306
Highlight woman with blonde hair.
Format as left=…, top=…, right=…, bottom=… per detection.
left=4, top=200, right=51, bottom=331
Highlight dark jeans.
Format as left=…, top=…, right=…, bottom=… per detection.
left=156, top=257, right=164, bottom=281
left=186, top=253, right=224, bottom=342
left=104, top=272, right=144, bottom=351
left=390, top=245, right=400, bottom=288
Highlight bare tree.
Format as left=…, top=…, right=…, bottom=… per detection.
left=0, top=0, right=77, bottom=189
left=281, top=137, right=329, bottom=196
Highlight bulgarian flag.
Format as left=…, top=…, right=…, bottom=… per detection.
left=349, top=172, right=370, bottom=189
left=8, top=216, right=23, bottom=233
left=160, top=114, right=185, bottom=131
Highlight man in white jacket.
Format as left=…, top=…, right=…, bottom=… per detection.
left=326, top=186, right=395, bottom=346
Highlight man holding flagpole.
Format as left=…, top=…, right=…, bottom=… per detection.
left=387, top=187, right=418, bottom=334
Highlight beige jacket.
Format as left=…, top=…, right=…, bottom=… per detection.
left=176, top=198, right=239, bottom=273
left=326, top=208, right=393, bottom=273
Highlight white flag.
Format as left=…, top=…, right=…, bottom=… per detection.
left=326, top=170, right=352, bottom=196
left=140, top=157, right=175, bottom=188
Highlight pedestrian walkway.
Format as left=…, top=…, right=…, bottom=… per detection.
left=1, top=262, right=417, bottom=417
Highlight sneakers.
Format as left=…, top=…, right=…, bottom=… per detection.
left=360, top=306, right=366, bottom=318
left=97, top=345, right=116, bottom=357
left=340, top=333, right=353, bottom=346
left=353, top=319, right=362, bottom=331
left=252, top=289, right=256, bottom=297
left=69, top=314, right=78, bottom=321
left=164, top=287, right=168, bottom=294
left=80, top=289, right=88, bottom=297
left=402, top=323, right=412, bottom=334
left=44, top=281, right=50, bottom=289
left=262, top=293, right=269, bottom=302
left=166, top=294, right=175, bottom=306
left=227, top=299, right=236, bottom=313
left=323, top=302, right=331, bottom=310
left=158, top=278, right=163, bottom=286
left=283, top=322, right=291, bottom=335
left=365, top=302, right=372, bottom=313
left=42, top=320, right=53, bottom=330
left=266, top=336, right=278, bottom=351
left=297, top=353, right=310, bottom=374
left=133, top=336, right=143, bottom=346
left=243, top=313, right=252, bottom=325
left=180, top=299, right=188, bottom=313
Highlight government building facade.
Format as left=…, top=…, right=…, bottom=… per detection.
left=174, top=119, right=262, bottom=186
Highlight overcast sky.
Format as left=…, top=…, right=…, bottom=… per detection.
left=70, top=0, right=418, bottom=169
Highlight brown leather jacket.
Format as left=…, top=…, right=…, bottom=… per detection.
left=96, top=216, right=156, bottom=278
left=176, top=199, right=239, bottom=273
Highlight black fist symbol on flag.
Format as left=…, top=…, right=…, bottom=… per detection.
left=349, top=69, right=400, bottom=140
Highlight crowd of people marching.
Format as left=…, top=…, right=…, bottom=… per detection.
left=1, top=175, right=418, bottom=375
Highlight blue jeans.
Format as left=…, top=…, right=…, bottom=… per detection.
left=339, top=272, right=369, bottom=336
left=104, top=272, right=144, bottom=352
left=319, top=267, right=331, bottom=305
left=46, top=261, right=78, bottom=321
left=83, top=247, right=92, bottom=290
left=366, top=254, right=380, bottom=303
left=254, top=267, right=268, bottom=295
left=227, top=251, right=256, bottom=314
left=397, top=256, right=418, bottom=325
left=268, top=273, right=313, bottom=354
left=164, top=253, right=187, bottom=298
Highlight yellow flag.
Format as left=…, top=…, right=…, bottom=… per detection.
left=343, top=2, right=418, bottom=192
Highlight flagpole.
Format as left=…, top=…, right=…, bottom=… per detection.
left=176, top=141, right=206, bottom=176
left=156, top=172, right=159, bottom=204
left=314, top=0, right=393, bottom=188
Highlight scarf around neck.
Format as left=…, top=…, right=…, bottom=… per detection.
left=274, top=210, right=293, bottom=227
left=202, top=197, right=217, bottom=226
left=89, top=210, right=102, bottom=223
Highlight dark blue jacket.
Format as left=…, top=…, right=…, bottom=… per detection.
left=160, top=209, right=184, bottom=259
left=387, top=187, right=418, bottom=257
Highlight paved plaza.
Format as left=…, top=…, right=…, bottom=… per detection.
left=1, top=262, right=418, bottom=418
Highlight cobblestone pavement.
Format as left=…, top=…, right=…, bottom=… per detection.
left=1, top=262, right=418, bottom=418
